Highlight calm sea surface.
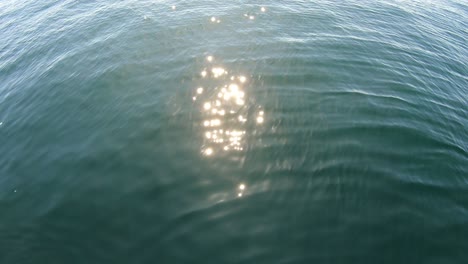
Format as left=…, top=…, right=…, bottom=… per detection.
left=1, top=0, right=467, bottom=263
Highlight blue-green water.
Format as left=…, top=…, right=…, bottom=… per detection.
left=1, top=0, right=467, bottom=263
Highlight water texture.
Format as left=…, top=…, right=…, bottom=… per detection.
left=0, top=0, right=467, bottom=263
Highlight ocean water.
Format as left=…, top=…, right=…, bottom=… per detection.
left=0, top=0, right=467, bottom=263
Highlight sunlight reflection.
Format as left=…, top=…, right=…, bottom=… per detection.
left=193, top=55, right=265, bottom=159
left=238, top=183, right=246, bottom=197
left=204, top=147, right=214, bottom=156
left=212, top=67, right=226, bottom=78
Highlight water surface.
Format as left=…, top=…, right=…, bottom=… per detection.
left=0, top=0, right=467, bottom=263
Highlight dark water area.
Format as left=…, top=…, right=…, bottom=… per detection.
left=0, top=0, right=467, bottom=263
